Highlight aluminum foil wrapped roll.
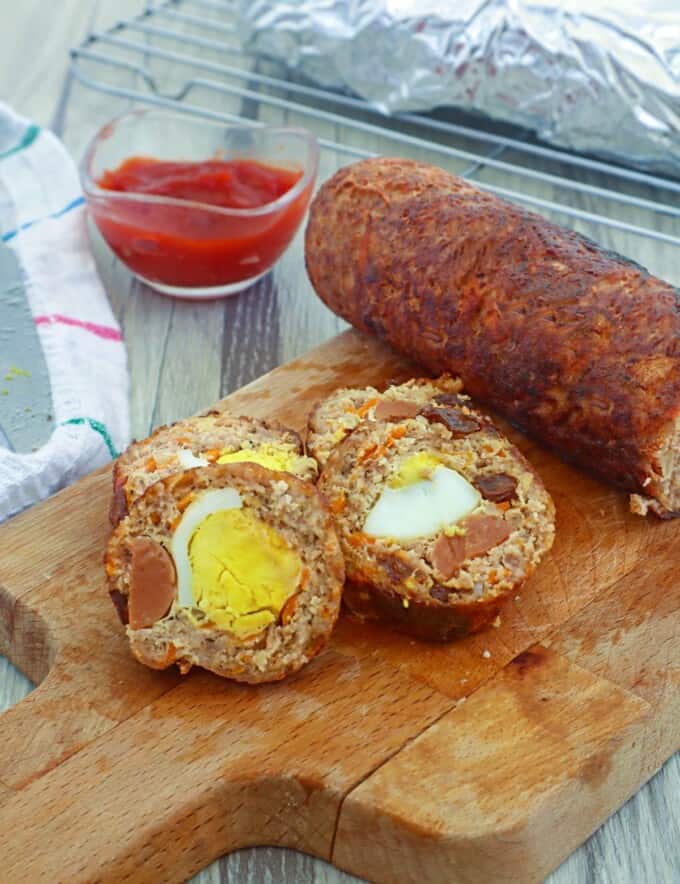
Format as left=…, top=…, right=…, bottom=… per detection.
left=235, top=0, right=680, bottom=176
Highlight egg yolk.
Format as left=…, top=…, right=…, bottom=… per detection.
left=217, top=442, right=315, bottom=476
left=390, top=452, right=442, bottom=488
left=188, top=508, right=301, bottom=637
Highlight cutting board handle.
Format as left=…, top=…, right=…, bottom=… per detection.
left=0, top=668, right=78, bottom=789
left=0, top=574, right=179, bottom=791
left=0, top=588, right=67, bottom=788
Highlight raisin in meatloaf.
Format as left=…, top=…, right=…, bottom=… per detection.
left=106, top=461, right=344, bottom=683
left=316, top=381, right=555, bottom=640
left=111, top=411, right=317, bottom=525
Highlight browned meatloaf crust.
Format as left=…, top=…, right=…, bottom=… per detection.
left=305, top=158, right=680, bottom=517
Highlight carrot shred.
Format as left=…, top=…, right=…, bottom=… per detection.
left=359, top=444, right=378, bottom=463
left=159, top=643, right=177, bottom=666
left=281, top=594, right=299, bottom=626
left=330, top=492, right=347, bottom=513
left=356, top=397, right=380, bottom=418
left=177, top=492, right=195, bottom=513
left=359, top=425, right=407, bottom=464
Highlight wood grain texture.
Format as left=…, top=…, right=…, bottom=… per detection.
left=1, top=1, right=678, bottom=882
left=334, top=647, right=653, bottom=884
left=0, top=473, right=180, bottom=789
left=546, top=539, right=680, bottom=762
left=0, top=650, right=451, bottom=882
left=0, top=329, right=678, bottom=883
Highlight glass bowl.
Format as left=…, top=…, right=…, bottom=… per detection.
left=80, top=110, right=319, bottom=299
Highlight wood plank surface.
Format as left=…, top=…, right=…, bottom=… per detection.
left=334, top=647, right=653, bottom=884
left=0, top=1, right=678, bottom=882
left=0, top=330, right=678, bottom=883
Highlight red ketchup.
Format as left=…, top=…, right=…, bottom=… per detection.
left=93, top=156, right=309, bottom=289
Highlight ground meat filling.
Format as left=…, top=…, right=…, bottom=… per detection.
left=307, top=376, right=466, bottom=465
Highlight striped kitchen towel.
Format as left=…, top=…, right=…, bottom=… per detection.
left=0, top=103, right=129, bottom=522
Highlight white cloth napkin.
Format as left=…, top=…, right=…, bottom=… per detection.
left=0, top=104, right=129, bottom=522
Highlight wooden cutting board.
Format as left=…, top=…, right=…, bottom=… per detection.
left=0, top=329, right=677, bottom=884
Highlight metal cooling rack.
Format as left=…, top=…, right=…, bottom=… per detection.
left=62, top=0, right=680, bottom=247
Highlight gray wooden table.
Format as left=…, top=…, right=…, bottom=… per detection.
left=1, top=2, right=678, bottom=882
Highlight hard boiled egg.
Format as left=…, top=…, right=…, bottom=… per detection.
left=171, top=488, right=243, bottom=608
left=177, top=448, right=210, bottom=469
left=363, top=454, right=480, bottom=540
left=217, top=442, right=317, bottom=478
left=170, top=488, right=301, bottom=637
left=177, top=442, right=317, bottom=478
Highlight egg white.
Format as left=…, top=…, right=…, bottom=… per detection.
left=177, top=447, right=209, bottom=470
left=170, top=488, right=243, bottom=608
left=363, top=466, right=480, bottom=540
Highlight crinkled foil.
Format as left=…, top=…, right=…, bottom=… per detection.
left=235, top=0, right=680, bottom=177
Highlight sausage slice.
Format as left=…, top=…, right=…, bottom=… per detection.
left=373, top=399, right=421, bottom=421
left=430, top=515, right=512, bottom=580
left=128, top=537, right=177, bottom=630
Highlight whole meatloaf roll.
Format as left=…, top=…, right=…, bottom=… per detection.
left=305, top=158, right=680, bottom=517
left=318, top=404, right=555, bottom=641
left=307, top=374, right=464, bottom=465
left=111, top=412, right=317, bottom=525
left=105, top=462, right=344, bottom=682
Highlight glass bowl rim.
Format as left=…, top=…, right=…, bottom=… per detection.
left=79, top=109, right=319, bottom=219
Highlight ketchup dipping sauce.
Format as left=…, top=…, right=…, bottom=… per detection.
left=82, top=115, right=318, bottom=298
